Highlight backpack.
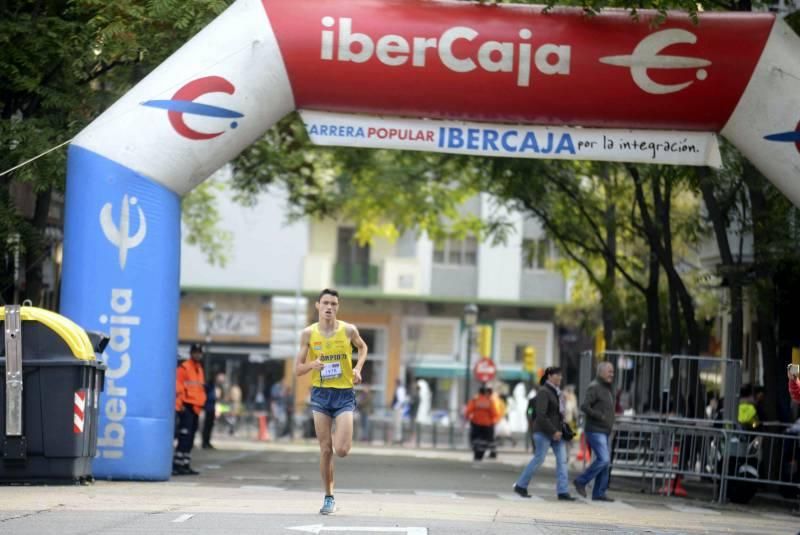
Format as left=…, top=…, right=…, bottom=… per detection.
left=526, top=397, right=536, bottom=421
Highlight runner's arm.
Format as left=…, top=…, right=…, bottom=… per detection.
left=348, top=324, right=368, bottom=385
left=295, top=328, right=323, bottom=376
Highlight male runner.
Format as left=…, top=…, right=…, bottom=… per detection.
left=295, top=288, right=368, bottom=515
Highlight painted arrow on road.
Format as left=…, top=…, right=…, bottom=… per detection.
left=287, top=525, right=427, bottom=535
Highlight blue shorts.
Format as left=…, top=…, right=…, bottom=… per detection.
left=310, top=387, right=356, bottom=418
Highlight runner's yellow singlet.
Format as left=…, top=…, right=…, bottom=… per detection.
left=309, top=322, right=354, bottom=389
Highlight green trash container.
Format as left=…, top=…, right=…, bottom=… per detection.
left=0, top=305, right=106, bottom=483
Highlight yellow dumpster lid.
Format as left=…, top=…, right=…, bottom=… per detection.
left=0, top=306, right=95, bottom=361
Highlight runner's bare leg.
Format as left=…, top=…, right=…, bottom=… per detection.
left=314, top=412, right=334, bottom=495
left=333, top=411, right=353, bottom=458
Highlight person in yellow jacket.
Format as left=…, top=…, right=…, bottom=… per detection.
left=173, top=343, right=207, bottom=475
left=295, top=289, right=368, bottom=515
left=737, top=383, right=760, bottom=430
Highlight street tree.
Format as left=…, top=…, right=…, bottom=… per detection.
left=0, top=0, right=232, bottom=304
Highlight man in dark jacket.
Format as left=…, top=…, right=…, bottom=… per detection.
left=512, top=367, right=576, bottom=501
left=574, top=361, right=616, bottom=501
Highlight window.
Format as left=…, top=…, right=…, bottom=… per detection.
left=355, top=328, right=387, bottom=401
left=513, top=344, right=527, bottom=364
left=336, top=227, right=375, bottom=286
left=497, top=324, right=550, bottom=366
left=433, top=237, right=478, bottom=266
left=522, top=238, right=550, bottom=269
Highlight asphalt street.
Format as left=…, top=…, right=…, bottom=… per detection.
left=0, top=438, right=797, bottom=535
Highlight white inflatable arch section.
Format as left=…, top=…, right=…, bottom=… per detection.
left=61, top=0, right=800, bottom=479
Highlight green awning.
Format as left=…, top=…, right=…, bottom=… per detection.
left=411, top=361, right=532, bottom=381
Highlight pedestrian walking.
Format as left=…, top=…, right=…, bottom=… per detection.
left=226, top=382, right=243, bottom=436
left=295, top=288, right=368, bottom=515
left=173, top=343, right=207, bottom=476
left=465, top=386, right=499, bottom=461
left=513, top=366, right=576, bottom=501
left=494, top=393, right=515, bottom=449
left=391, top=379, right=407, bottom=444
left=281, top=384, right=295, bottom=438
left=563, top=384, right=578, bottom=461
left=788, top=364, right=800, bottom=403
left=788, top=364, right=800, bottom=517
left=573, top=361, right=616, bottom=502
left=357, top=385, right=374, bottom=442
left=202, top=372, right=225, bottom=449
left=526, top=388, right=537, bottom=452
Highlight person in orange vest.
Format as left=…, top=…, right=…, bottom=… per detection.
left=173, top=343, right=207, bottom=475
left=465, top=385, right=499, bottom=461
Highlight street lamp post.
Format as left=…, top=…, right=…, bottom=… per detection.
left=463, top=303, right=478, bottom=406
left=202, top=301, right=216, bottom=378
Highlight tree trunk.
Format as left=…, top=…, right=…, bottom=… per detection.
left=645, top=250, right=662, bottom=353
left=22, top=189, right=52, bottom=306
left=743, top=162, right=781, bottom=421
left=631, top=167, right=701, bottom=354
left=601, top=166, right=617, bottom=349
left=697, top=168, right=744, bottom=360
left=601, top=287, right=615, bottom=351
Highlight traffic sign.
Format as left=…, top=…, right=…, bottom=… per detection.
left=473, top=358, right=497, bottom=383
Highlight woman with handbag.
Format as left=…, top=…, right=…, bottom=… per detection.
left=512, top=367, right=576, bottom=501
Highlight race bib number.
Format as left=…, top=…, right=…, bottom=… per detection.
left=321, top=362, right=342, bottom=380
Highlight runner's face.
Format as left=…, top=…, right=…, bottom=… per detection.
left=317, top=295, right=339, bottom=320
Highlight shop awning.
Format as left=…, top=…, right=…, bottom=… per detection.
left=410, top=361, right=530, bottom=381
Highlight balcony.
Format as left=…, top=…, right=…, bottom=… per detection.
left=519, top=269, right=566, bottom=304
left=334, top=262, right=379, bottom=288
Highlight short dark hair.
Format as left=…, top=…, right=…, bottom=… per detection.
left=190, top=343, right=203, bottom=354
left=317, top=288, right=339, bottom=302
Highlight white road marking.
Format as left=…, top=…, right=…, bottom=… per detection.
left=172, top=514, right=193, bottom=523
left=337, top=488, right=373, bottom=494
left=288, top=525, right=427, bottom=534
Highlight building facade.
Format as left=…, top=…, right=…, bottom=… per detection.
left=179, top=172, right=566, bottom=417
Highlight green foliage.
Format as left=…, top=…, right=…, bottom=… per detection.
left=181, top=179, right=231, bottom=267
left=0, top=0, right=233, bottom=301
left=234, top=113, right=500, bottom=246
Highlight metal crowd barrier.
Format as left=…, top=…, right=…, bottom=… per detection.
left=610, top=418, right=800, bottom=503
left=580, top=350, right=742, bottom=424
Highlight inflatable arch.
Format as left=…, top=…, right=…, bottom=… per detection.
left=61, top=0, right=800, bottom=479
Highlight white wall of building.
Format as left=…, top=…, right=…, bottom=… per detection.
left=477, top=194, right=523, bottom=300
left=180, top=168, right=308, bottom=291
left=417, top=233, right=434, bottom=295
